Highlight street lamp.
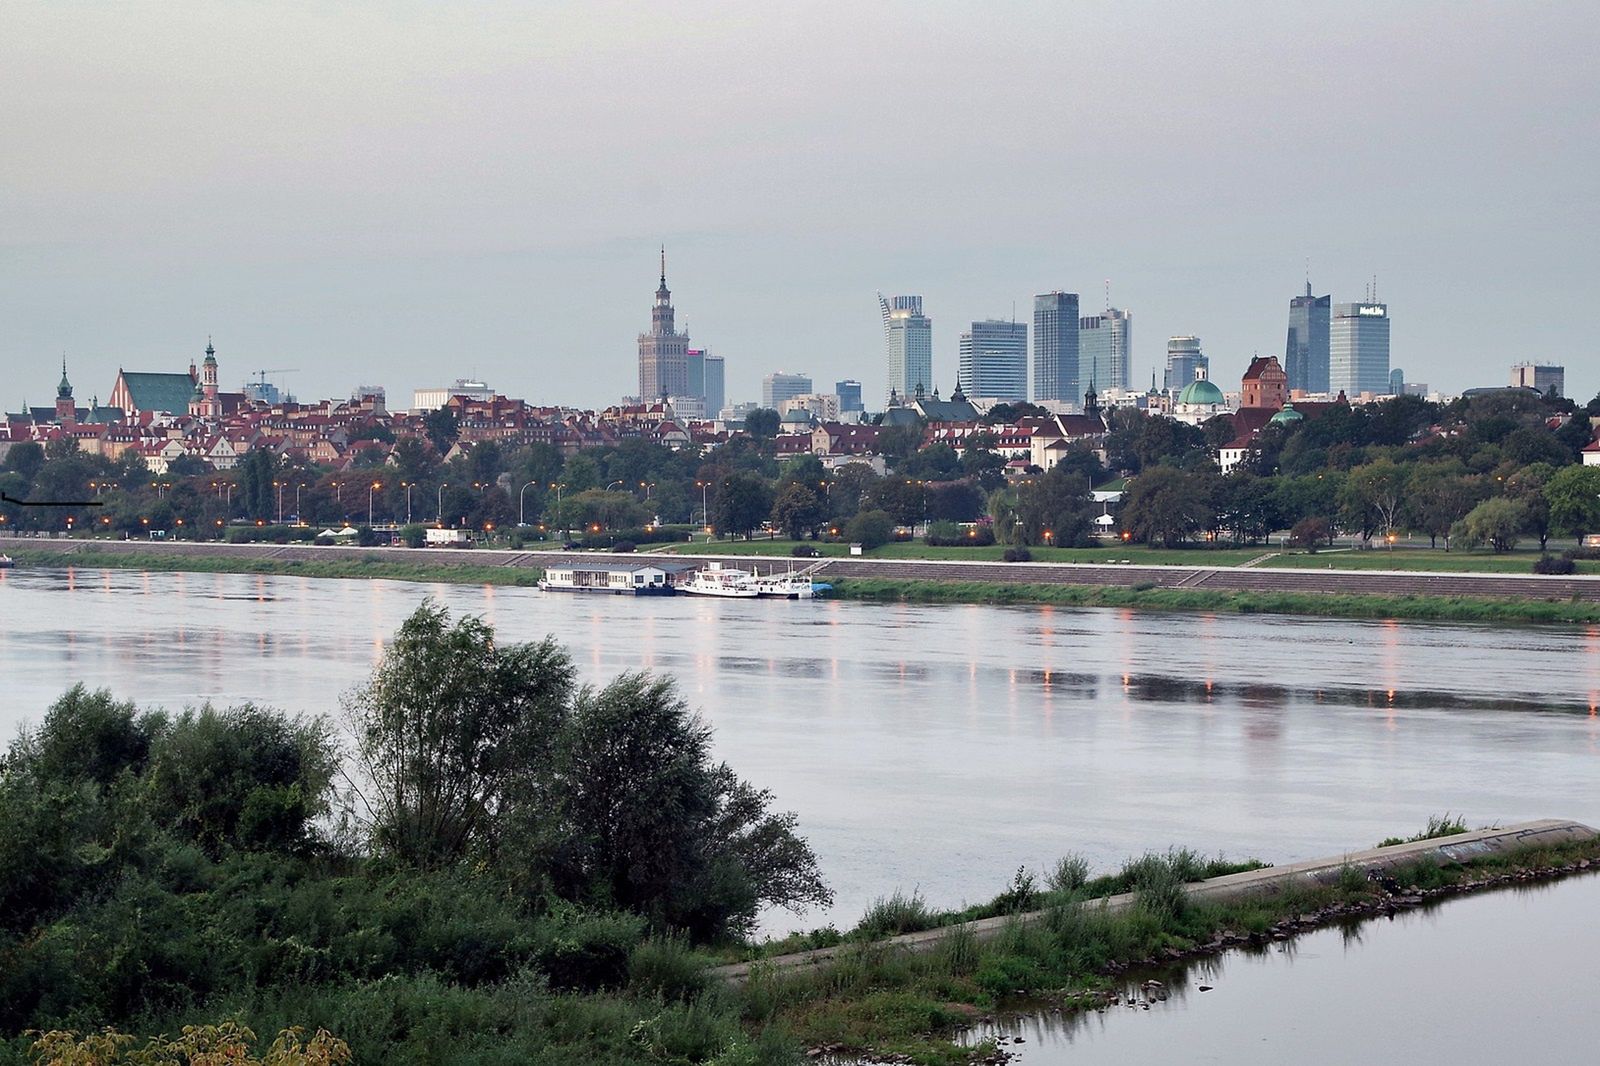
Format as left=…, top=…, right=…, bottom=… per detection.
left=368, top=481, right=381, bottom=525
left=519, top=481, right=537, bottom=526
left=695, top=480, right=710, bottom=531
left=437, top=482, right=448, bottom=526
left=606, top=480, right=624, bottom=492
left=400, top=481, right=414, bottom=525
left=273, top=480, right=284, bottom=525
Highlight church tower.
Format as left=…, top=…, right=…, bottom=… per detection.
left=55, top=357, right=77, bottom=425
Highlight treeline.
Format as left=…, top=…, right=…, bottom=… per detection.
left=0, top=603, right=825, bottom=1065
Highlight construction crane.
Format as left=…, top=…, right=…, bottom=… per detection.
left=249, top=368, right=299, bottom=386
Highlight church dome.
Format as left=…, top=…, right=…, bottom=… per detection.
left=1269, top=403, right=1304, bottom=424
left=781, top=408, right=814, bottom=425
left=1177, top=378, right=1224, bottom=407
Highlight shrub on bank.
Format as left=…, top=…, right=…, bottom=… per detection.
left=924, top=521, right=995, bottom=547
left=1534, top=553, right=1576, bottom=575
left=1002, top=546, right=1032, bottom=562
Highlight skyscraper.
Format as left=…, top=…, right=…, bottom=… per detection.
left=958, top=319, right=1029, bottom=403
left=762, top=371, right=812, bottom=409
left=1164, top=336, right=1208, bottom=392
left=702, top=353, right=725, bottom=418
left=1284, top=282, right=1331, bottom=395
left=638, top=249, right=690, bottom=402
left=1080, top=307, right=1132, bottom=392
left=1032, top=292, right=1080, bottom=403
left=879, top=293, right=933, bottom=405
left=1511, top=362, right=1564, bottom=397
left=1329, top=301, right=1391, bottom=397
left=835, top=380, right=863, bottom=412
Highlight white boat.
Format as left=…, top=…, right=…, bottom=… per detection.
left=0, top=555, right=13, bottom=569
left=679, top=562, right=760, bottom=598
left=753, top=570, right=816, bottom=599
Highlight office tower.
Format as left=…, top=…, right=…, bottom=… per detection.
left=1079, top=307, right=1132, bottom=392
left=1285, top=282, right=1332, bottom=394
left=762, top=371, right=813, bottom=410
left=1511, top=363, right=1564, bottom=397
left=835, top=379, right=863, bottom=412
left=686, top=349, right=706, bottom=402
left=1389, top=368, right=1405, bottom=396
left=958, top=319, right=1029, bottom=402
left=1329, top=301, right=1391, bottom=396
left=702, top=353, right=726, bottom=417
left=1032, top=292, right=1080, bottom=402
left=879, top=293, right=933, bottom=404
left=638, top=249, right=690, bottom=402
left=1164, top=336, right=1208, bottom=393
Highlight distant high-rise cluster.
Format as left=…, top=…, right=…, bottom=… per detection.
left=879, top=294, right=933, bottom=405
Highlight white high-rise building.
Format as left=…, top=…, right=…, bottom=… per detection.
left=958, top=319, right=1029, bottom=403
left=762, top=371, right=813, bottom=410
left=1330, top=301, right=1391, bottom=397
left=1079, top=307, right=1132, bottom=392
left=879, top=293, right=933, bottom=405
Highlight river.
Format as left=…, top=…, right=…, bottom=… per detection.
left=2, top=565, right=1597, bottom=934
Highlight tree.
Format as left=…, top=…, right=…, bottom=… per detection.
left=4, top=440, right=44, bottom=480
left=346, top=602, right=576, bottom=867
left=1340, top=458, right=1409, bottom=545
left=710, top=472, right=773, bottom=538
left=842, top=509, right=894, bottom=549
left=1455, top=497, right=1527, bottom=553
left=423, top=407, right=460, bottom=454
left=861, top=477, right=926, bottom=526
left=1505, top=463, right=1555, bottom=550
left=743, top=408, right=780, bottom=439
left=873, top=423, right=923, bottom=467
left=770, top=482, right=824, bottom=540
left=544, top=673, right=830, bottom=938
left=237, top=449, right=278, bottom=521
left=1405, top=464, right=1479, bottom=549
left=1010, top=464, right=1097, bottom=546
left=1544, top=464, right=1600, bottom=541
left=1120, top=465, right=1213, bottom=547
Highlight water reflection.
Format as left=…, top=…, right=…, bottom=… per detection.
left=963, top=873, right=1598, bottom=1065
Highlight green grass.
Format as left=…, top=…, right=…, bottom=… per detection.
left=826, top=576, right=1600, bottom=625
left=658, top=538, right=1266, bottom=566
left=744, top=836, right=1600, bottom=1064
left=1266, top=546, right=1590, bottom=574
left=4, top=548, right=545, bottom=587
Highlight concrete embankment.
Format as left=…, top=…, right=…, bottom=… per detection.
left=709, top=819, right=1599, bottom=984
left=7, top=536, right=1600, bottom=603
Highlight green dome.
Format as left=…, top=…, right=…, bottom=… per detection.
left=1177, top=378, right=1224, bottom=406
left=1269, top=404, right=1304, bottom=424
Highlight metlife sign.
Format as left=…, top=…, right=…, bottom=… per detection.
left=1357, top=305, right=1386, bottom=317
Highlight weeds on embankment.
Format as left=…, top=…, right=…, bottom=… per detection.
left=738, top=834, right=1600, bottom=1065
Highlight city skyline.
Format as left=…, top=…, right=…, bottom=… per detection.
left=4, top=3, right=1597, bottom=409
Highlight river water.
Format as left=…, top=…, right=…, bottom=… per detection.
left=2, top=565, right=1598, bottom=935
left=964, top=871, right=1600, bottom=1065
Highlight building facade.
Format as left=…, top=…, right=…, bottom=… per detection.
left=702, top=353, right=725, bottom=419
left=835, top=379, right=863, bottom=412
left=879, top=293, right=933, bottom=405
left=1511, top=362, right=1564, bottom=397
left=1240, top=355, right=1288, bottom=409
left=1329, top=302, right=1390, bottom=397
left=411, top=379, right=494, bottom=412
left=1032, top=291, right=1080, bottom=403
left=762, top=371, right=813, bottom=410
left=1284, top=283, right=1331, bottom=395
left=1163, top=336, right=1208, bottom=393
left=1079, top=307, right=1131, bottom=391
left=957, top=319, right=1028, bottom=403
left=638, top=251, right=690, bottom=402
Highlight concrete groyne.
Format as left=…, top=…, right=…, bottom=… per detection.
left=708, top=819, right=1599, bottom=984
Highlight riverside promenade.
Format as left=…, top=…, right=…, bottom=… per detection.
left=7, top=535, right=1600, bottom=602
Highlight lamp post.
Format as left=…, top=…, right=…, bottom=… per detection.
left=402, top=482, right=413, bottom=525
left=639, top=480, right=655, bottom=500
left=437, top=482, right=447, bottom=526
left=294, top=482, right=306, bottom=523
left=696, top=480, right=710, bottom=532
left=606, top=480, right=624, bottom=492
left=519, top=481, right=537, bottom=526
left=368, top=481, right=380, bottom=526
left=273, top=480, right=283, bottom=525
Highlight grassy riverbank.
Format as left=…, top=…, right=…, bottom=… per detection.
left=826, top=576, right=1600, bottom=624
left=1, top=548, right=545, bottom=587
left=745, top=834, right=1600, bottom=1065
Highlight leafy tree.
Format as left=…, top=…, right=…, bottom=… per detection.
left=346, top=602, right=575, bottom=867
left=1404, top=464, right=1479, bottom=549
left=770, top=482, right=824, bottom=540
left=743, top=408, right=781, bottom=439
left=924, top=479, right=985, bottom=523
left=873, top=423, right=924, bottom=467
left=1544, top=464, right=1600, bottom=541
left=902, top=442, right=962, bottom=481
left=862, top=477, right=926, bottom=526
left=4, top=440, right=44, bottom=479
left=237, top=449, right=278, bottom=521
left=1339, top=458, right=1409, bottom=544
left=553, top=490, right=650, bottom=533
left=1454, top=497, right=1527, bottom=552
left=1010, top=464, right=1097, bottom=546
left=1213, top=472, right=1280, bottom=544
left=981, top=401, right=1047, bottom=424
left=423, top=407, right=460, bottom=454
left=710, top=472, right=773, bottom=538
left=1505, top=462, right=1555, bottom=550
left=1120, top=465, right=1213, bottom=547
left=843, top=508, right=894, bottom=549
left=821, top=462, right=880, bottom=520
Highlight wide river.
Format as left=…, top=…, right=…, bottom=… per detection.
left=2, top=565, right=1598, bottom=935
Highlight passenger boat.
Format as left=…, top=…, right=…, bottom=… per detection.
left=0, top=555, right=13, bottom=569
left=752, top=570, right=816, bottom=599
left=679, top=562, right=760, bottom=597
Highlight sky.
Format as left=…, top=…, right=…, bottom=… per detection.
left=4, top=1, right=1597, bottom=411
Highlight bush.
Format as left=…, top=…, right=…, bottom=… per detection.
left=790, top=545, right=821, bottom=558
left=1047, top=853, right=1091, bottom=895
left=991, top=866, right=1039, bottom=913
left=399, top=524, right=427, bottom=548
left=856, top=890, right=936, bottom=938
left=1288, top=517, right=1330, bottom=551
left=1002, top=546, right=1032, bottom=563
left=627, top=934, right=708, bottom=1001
left=610, top=541, right=636, bottom=553
left=1534, top=553, right=1576, bottom=575
left=527, top=907, right=648, bottom=992
left=843, top=510, right=894, bottom=550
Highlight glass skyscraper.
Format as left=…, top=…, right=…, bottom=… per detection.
left=958, top=319, right=1029, bottom=403
left=1079, top=307, right=1132, bottom=392
left=1032, top=292, right=1080, bottom=403
left=1164, top=336, right=1208, bottom=392
left=1284, top=282, right=1331, bottom=395
left=1329, top=302, right=1390, bottom=397
left=879, top=293, right=933, bottom=405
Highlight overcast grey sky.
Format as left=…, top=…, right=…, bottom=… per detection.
left=4, top=1, right=1596, bottom=410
